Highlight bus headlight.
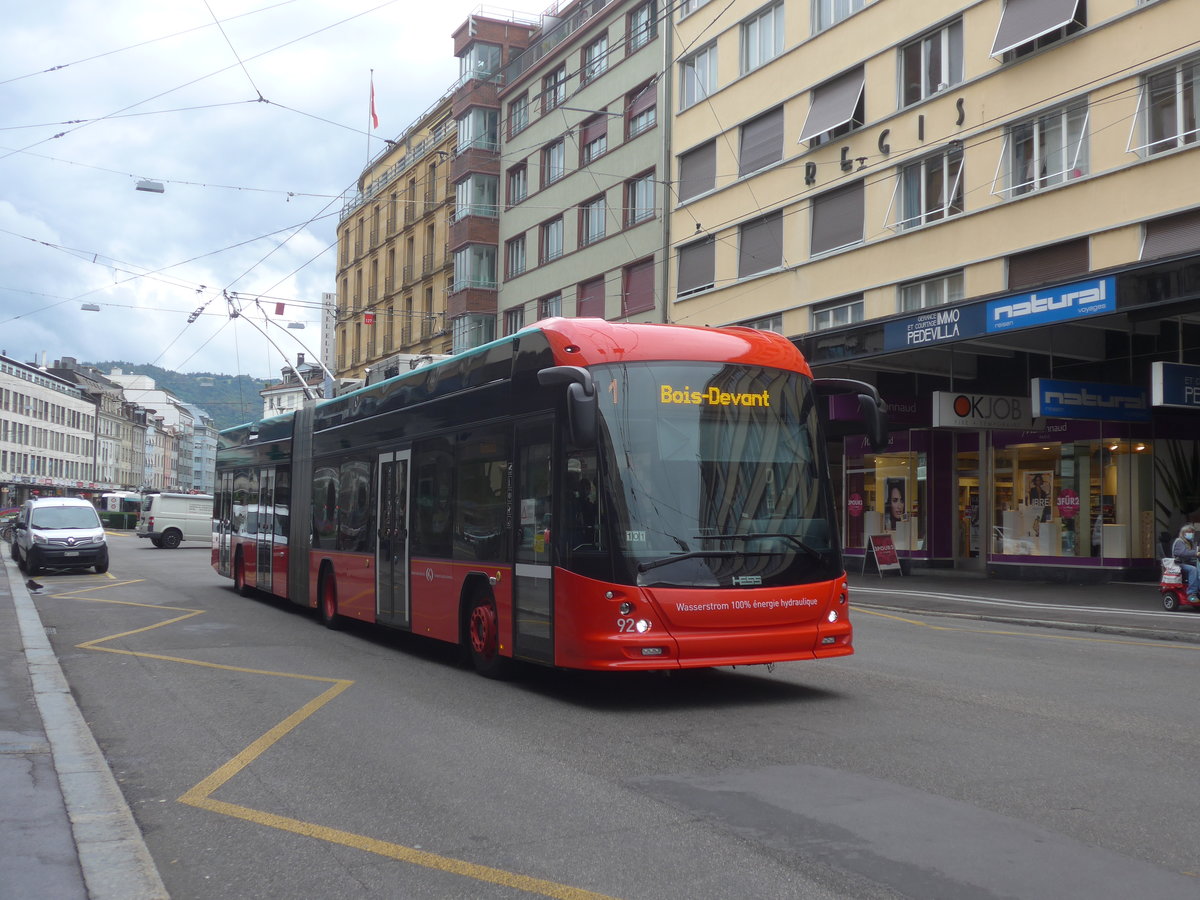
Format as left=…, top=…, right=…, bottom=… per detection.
left=635, top=619, right=652, bottom=633
left=619, top=601, right=634, bottom=615
left=827, top=609, right=839, bottom=623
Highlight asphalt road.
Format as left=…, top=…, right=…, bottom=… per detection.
left=30, top=533, right=1200, bottom=899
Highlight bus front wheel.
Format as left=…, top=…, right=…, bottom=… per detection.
left=466, top=593, right=509, bottom=679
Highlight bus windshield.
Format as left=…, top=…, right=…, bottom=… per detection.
left=591, top=360, right=841, bottom=588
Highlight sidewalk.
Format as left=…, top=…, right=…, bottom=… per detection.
left=0, top=553, right=169, bottom=900
left=847, top=569, right=1200, bottom=643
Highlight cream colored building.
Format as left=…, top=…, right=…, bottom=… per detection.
left=669, top=0, right=1200, bottom=579
left=335, top=94, right=459, bottom=379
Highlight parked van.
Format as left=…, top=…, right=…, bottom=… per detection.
left=12, top=496, right=109, bottom=576
left=136, top=492, right=214, bottom=549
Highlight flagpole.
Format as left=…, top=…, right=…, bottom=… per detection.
left=367, top=68, right=374, bottom=166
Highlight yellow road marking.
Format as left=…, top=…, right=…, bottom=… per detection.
left=49, top=584, right=616, bottom=899
left=856, top=606, right=1200, bottom=650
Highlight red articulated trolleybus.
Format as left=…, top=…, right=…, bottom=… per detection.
left=213, top=319, right=887, bottom=676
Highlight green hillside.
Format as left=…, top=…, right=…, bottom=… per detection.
left=88, top=362, right=270, bottom=433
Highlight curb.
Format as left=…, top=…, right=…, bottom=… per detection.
left=5, top=556, right=170, bottom=900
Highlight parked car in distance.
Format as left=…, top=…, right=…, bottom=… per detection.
left=12, top=496, right=109, bottom=576
left=136, top=492, right=214, bottom=549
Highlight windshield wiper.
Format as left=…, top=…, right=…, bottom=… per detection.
left=636, top=549, right=738, bottom=573
left=693, top=532, right=829, bottom=562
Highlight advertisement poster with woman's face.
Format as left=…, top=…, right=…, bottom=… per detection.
left=884, top=477, right=906, bottom=530
left=1025, top=471, right=1053, bottom=521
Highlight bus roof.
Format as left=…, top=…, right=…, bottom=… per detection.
left=219, top=319, right=811, bottom=439
left=532, top=318, right=810, bottom=373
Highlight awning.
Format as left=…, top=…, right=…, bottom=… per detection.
left=798, top=68, right=865, bottom=143
left=990, top=0, right=1081, bottom=57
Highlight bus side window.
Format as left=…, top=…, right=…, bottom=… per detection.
left=565, top=451, right=599, bottom=549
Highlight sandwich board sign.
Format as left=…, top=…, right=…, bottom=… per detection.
left=865, top=534, right=903, bottom=577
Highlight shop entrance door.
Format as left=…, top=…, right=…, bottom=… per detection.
left=956, top=433, right=985, bottom=570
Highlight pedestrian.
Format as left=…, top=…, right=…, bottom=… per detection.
left=1171, top=522, right=1199, bottom=603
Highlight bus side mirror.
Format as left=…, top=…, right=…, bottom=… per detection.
left=538, top=365, right=597, bottom=447
left=813, top=377, right=889, bottom=452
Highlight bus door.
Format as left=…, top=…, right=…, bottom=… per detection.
left=376, top=450, right=411, bottom=627
left=216, top=470, right=234, bottom=576
left=256, top=468, right=276, bottom=592
left=512, top=417, right=554, bottom=664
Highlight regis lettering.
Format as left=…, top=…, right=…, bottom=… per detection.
left=660, top=385, right=771, bottom=407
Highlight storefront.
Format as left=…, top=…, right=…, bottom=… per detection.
left=807, top=255, right=1200, bottom=582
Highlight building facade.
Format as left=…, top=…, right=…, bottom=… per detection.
left=494, top=0, right=669, bottom=334
left=336, top=92, right=462, bottom=379
left=667, top=0, right=1200, bottom=579
left=0, top=354, right=100, bottom=508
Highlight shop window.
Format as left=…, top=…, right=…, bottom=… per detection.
left=843, top=442, right=926, bottom=554
left=991, top=438, right=1154, bottom=560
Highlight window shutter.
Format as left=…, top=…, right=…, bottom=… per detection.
left=581, top=116, right=607, bottom=146
left=738, top=212, right=783, bottom=277
left=811, top=181, right=864, bottom=255
left=577, top=277, right=606, bottom=318
left=739, top=107, right=784, bottom=176
left=1008, top=238, right=1089, bottom=289
left=628, top=81, right=656, bottom=117
left=678, top=237, right=715, bottom=295
left=622, top=257, right=655, bottom=315
left=679, top=141, right=716, bottom=201
left=1142, top=209, right=1200, bottom=260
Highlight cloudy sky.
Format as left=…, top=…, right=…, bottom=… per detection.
left=0, top=0, right=545, bottom=380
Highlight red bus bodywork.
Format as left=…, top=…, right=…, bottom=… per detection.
left=214, top=320, right=863, bottom=673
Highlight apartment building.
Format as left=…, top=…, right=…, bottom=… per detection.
left=494, top=0, right=668, bottom=335
left=0, top=354, right=100, bottom=507
left=668, top=0, right=1200, bottom=579
left=336, top=93, right=461, bottom=379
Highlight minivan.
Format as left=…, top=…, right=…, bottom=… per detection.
left=136, top=492, right=214, bottom=549
left=12, top=496, right=109, bottom=576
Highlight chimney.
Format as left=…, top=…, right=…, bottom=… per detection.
left=297, top=353, right=305, bottom=366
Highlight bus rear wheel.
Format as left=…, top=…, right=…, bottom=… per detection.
left=233, top=551, right=252, bottom=596
left=466, top=593, right=509, bottom=678
left=319, top=571, right=342, bottom=630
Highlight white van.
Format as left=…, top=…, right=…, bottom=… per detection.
left=12, top=496, right=109, bottom=576
left=136, top=492, right=214, bottom=549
